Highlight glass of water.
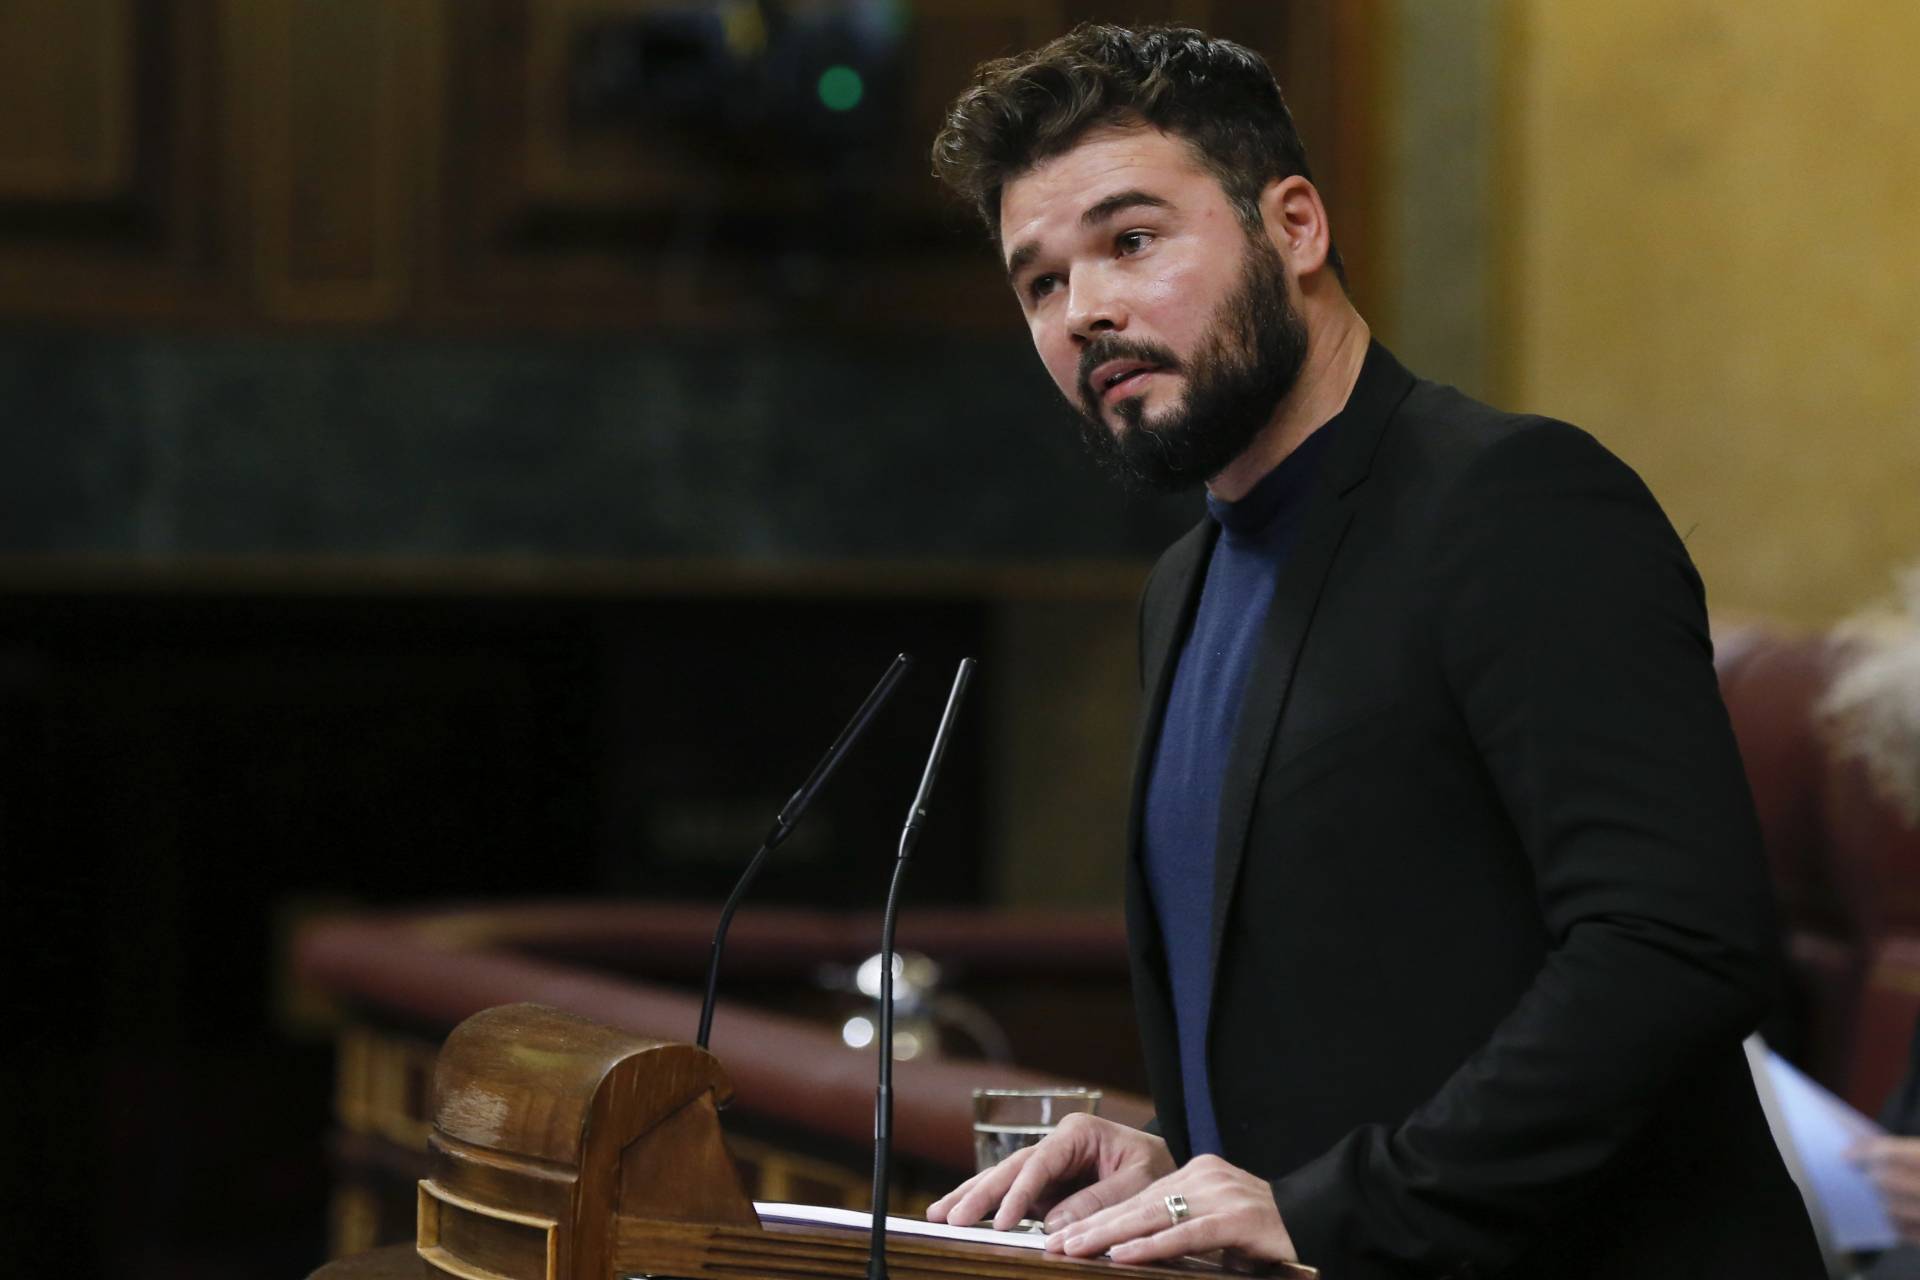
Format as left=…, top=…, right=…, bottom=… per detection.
left=971, top=1087, right=1103, bottom=1172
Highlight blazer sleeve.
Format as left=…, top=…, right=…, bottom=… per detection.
left=1268, top=421, right=1782, bottom=1275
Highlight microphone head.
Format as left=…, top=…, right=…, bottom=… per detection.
left=776, top=652, right=913, bottom=831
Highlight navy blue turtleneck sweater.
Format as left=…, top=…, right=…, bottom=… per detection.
left=1141, top=420, right=1338, bottom=1157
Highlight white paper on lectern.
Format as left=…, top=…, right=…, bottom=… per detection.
left=754, top=1201, right=1055, bottom=1251
left=1762, top=1050, right=1900, bottom=1252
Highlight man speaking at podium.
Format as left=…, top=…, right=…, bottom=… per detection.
left=922, top=24, right=1821, bottom=1280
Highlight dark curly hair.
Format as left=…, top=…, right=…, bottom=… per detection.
left=930, top=23, right=1345, bottom=286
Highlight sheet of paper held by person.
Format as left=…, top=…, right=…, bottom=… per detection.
left=754, top=1201, right=1056, bottom=1251
left=1758, top=1046, right=1900, bottom=1252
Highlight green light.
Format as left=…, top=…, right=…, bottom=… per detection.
left=817, top=65, right=864, bottom=112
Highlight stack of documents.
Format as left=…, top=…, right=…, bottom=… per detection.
left=754, top=1201, right=1055, bottom=1251
left=1757, top=1045, right=1899, bottom=1253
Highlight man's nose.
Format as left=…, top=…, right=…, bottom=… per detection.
left=1066, top=272, right=1125, bottom=341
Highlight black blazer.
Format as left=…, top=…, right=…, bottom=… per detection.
left=1124, top=344, right=1821, bottom=1278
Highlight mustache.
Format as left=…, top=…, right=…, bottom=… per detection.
left=1077, top=338, right=1180, bottom=405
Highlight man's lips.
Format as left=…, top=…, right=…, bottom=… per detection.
left=1088, top=360, right=1165, bottom=403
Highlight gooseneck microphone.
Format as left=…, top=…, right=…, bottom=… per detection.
left=868, top=657, right=977, bottom=1280
left=695, top=652, right=913, bottom=1051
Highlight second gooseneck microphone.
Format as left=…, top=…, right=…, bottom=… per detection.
left=868, top=656, right=977, bottom=1280
left=695, top=652, right=913, bottom=1051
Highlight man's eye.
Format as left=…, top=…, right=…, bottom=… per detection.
left=1117, top=231, right=1152, bottom=254
left=1029, top=274, right=1060, bottom=300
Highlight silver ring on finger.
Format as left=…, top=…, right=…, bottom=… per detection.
left=1164, top=1193, right=1190, bottom=1227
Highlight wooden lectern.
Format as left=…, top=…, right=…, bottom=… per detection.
left=411, top=1003, right=1315, bottom=1280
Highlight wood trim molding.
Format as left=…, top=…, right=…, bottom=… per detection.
left=0, top=554, right=1155, bottom=601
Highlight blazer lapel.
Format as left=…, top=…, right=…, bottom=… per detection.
left=1204, top=343, right=1419, bottom=994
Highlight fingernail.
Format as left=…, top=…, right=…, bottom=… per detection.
left=1064, top=1236, right=1085, bottom=1252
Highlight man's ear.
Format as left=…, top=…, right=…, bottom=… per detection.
left=1258, top=175, right=1332, bottom=280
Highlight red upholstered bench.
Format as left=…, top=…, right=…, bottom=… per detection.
left=1716, top=624, right=1920, bottom=1112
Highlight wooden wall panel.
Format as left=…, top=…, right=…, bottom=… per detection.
left=229, top=0, right=431, bottom=323
left=0, top=0, right=134, bottom=199
left=427, top=0, right=1079, bottom=328
left=0, top=0, right=233, bottom=321
left=0, top=0, right=1377, bottom=331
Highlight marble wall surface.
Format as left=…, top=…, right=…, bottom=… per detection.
left=0, top=327, right=1196, bottom=561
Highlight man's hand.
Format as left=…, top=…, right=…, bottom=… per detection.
left=1045, top=1154, right=1298, bottom=1268
left=926, top=1113, right=1174, bottom=1233
left=1854, top=1136, right=1920, bottom=1241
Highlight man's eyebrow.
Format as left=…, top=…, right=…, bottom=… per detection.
left=1080, top=189, right=1171, bottom=228
left=1005, top=241, right=1038, bottom=285
left=1004, top=191, right=1172, bottom=286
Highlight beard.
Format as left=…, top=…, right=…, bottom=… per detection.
left=1070, top=231, right=1308, bottom=494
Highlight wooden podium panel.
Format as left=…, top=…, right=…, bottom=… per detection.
left=408, top=1003, right=1317, bottom=1280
